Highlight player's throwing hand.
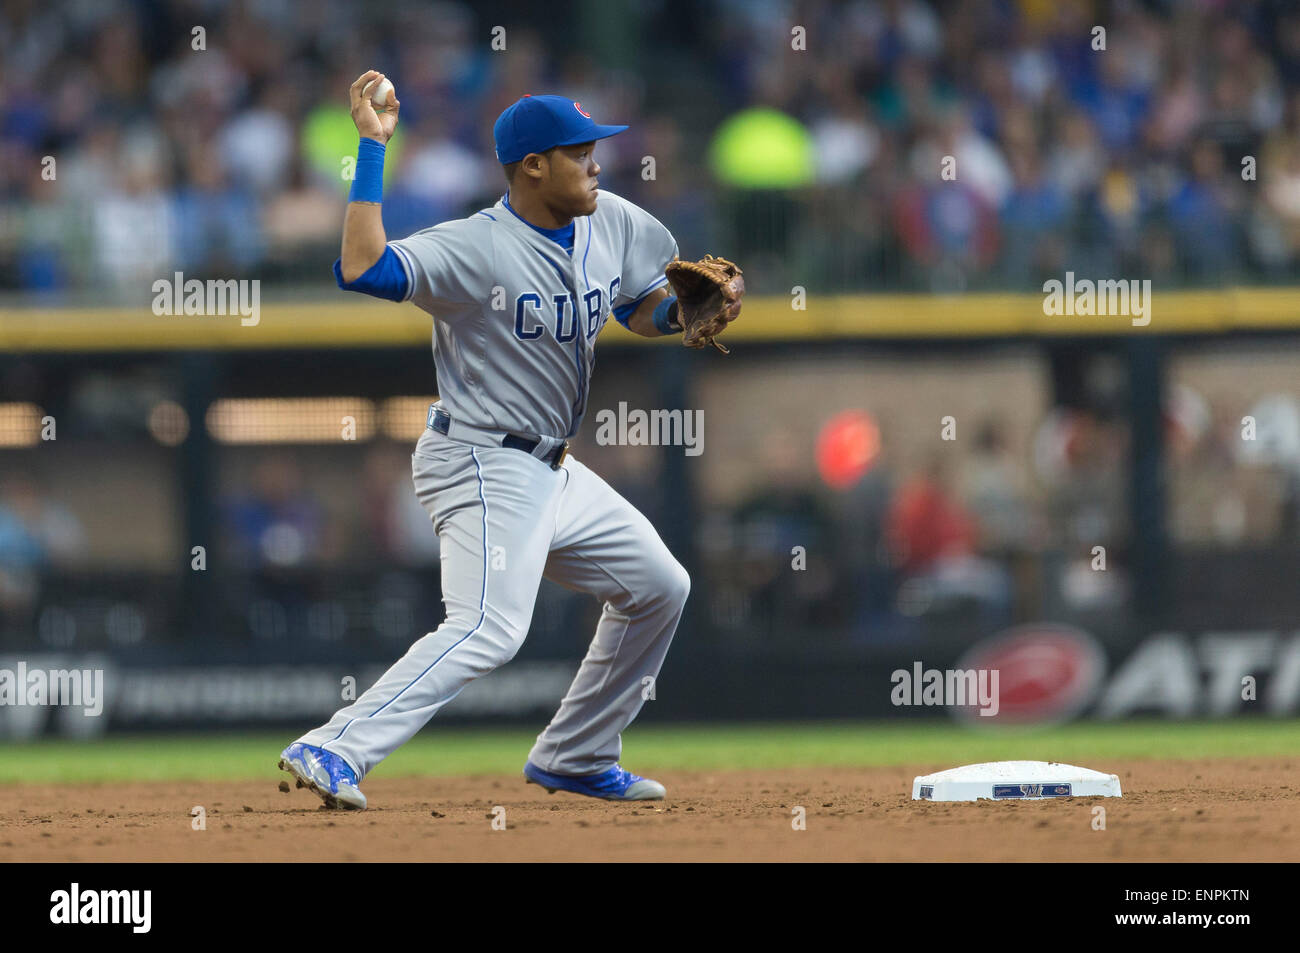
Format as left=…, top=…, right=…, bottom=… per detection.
left=349, top=70, right=400, bottom=143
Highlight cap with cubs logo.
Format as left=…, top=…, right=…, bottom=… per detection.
left=493, top=94, right=628, bottom=164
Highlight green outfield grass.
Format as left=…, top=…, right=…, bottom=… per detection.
left=0, top=719, right=1297, bottom=784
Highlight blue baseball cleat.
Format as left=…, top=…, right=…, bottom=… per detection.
left=523, top=760, right=666, bottom=801
left=278, top=743, right=367, bottom=810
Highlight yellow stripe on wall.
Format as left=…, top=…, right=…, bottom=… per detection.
left=2, top=288, right=1297, bottom=352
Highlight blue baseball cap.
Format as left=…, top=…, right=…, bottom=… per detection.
left=493, top=94, right=628, bottom=165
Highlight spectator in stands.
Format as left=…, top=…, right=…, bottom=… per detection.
left=725, top=432, right=839, bottom=635
left=222, top=455, right=329, bottom=569
left=887, top=455, right=1012, bottom=621
left=0, top=474, right=86, bottom=612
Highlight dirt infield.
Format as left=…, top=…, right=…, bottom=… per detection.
left=3, top=758, right=1296, bottom=862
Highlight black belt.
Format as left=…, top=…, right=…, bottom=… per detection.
left=429, top=409, right=569, bottom=470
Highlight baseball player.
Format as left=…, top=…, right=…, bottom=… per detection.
left=278, top=72, right=743, bottom=808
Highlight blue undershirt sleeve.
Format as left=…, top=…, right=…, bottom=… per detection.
left=612, top=297, right=642, bottom=329
left=613, top=285, right=667, bottom=329
left=332, top=245, right=410, bottom=302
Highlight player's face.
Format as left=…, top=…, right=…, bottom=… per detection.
left=545, top=142, right=601, bottom=216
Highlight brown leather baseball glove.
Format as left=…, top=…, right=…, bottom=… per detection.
left=664, top=254, right=745, bottom=354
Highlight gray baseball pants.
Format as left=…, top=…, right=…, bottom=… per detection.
left=296, top=421, right=688, bottom=779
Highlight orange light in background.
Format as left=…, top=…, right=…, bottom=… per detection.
left=148, top=400, right=190, bottom=446
left=381, top=396, right=440, bottom=440
left=816, top=409, right=880, bottom=489
left=0, top=403, right=44, bottom=447
left=206, top=398, right=377, bottom=444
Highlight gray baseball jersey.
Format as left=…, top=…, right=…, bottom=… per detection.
left=297, top=188, right=689, bottom=785
left=389, top=189, right=678, bottom=439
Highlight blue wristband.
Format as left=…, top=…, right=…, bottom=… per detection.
left=652, top=295, right=681, bottom=336
left=348, top=137, right=386, bottom=204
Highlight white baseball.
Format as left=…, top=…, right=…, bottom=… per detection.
left=370, top=77, right=394, bottom=110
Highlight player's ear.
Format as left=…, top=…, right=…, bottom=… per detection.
left=520, top=152, right=547, bottom=182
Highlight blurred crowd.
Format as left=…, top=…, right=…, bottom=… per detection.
left=703, top=387, right=1300, bottom=644
left=710, top=0, right=1300, bottom=289
left=700, top=409, right=1125, bottom=644
left=0, top=474, right=86, bottom=615
left=3, top=372, right=1297, bottom=647
left=6, top=0, right=1300, bottom=297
